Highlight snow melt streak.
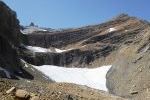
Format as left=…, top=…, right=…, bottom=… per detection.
left=33, top=65, right=111, bottom=91
left=26, top=46, right=49, bottom=52
left=26, top=46, right=73, bottom=53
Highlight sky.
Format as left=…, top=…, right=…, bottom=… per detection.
left=3, top=0, right=150, bottom=29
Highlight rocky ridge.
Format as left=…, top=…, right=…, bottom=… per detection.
left=21, top=14, right=149, bottom=68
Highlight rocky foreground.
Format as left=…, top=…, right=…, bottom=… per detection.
left=0, top=79, right=126, bottom=100
left=1, top=1, right=150, bottom=100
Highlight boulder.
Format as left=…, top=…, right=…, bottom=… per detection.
left=15, top=89, right=30, bottom=99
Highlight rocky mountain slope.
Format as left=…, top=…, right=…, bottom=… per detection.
left=106, top=27, right=150, bottom=99
left=21, top=14, right=149, bottom=68
left=1, top=0, right=150, bottom=100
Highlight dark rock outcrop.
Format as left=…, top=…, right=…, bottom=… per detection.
left=20, top=44, right=115, bottom=67
left=0, top=1, right=33, bottom=79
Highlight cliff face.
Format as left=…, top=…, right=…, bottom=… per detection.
left=0, top=1, right=20, bottom=76
left=0, top=1, right=33, bottom=79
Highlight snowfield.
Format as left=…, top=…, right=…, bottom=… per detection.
left=33, top=65, right=112, bottom=91
left=25, top=45, right=111, bottom=91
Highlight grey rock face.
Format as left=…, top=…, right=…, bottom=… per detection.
left=20, top=45, right=115, bottom=67
left=0, top=1, right=33, bottom=79
left=0, top=1, right=21, bottom=77
left=106, top=28, right=150, bottom=99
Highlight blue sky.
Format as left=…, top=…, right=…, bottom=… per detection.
left=3, top=0, right=150, bottom=29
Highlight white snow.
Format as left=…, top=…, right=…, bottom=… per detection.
left=21, top=26, right=48, bottom=34
left=55, top=48, right=69, bottom=53
left=108, top=28, right=117, bottom=32
left=55, top=48, right=73, bottom=53
left=33, top=65, right=111, bottom=91
left=26, top=46, right=51, bottom=52
left=0, top=67, right=11, bottom=78
left=55, top=48, right=66, bottom=53
left=26, top=46, right=72, bottom=53
left=20, top=30, right=27, bottom=34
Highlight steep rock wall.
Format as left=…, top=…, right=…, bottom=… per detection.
left=0, top=1, right=33, bottom=79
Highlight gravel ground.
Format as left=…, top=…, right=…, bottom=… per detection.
left=0, top=78, right=127, bottom=100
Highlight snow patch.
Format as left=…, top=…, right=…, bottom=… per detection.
left=20, top=30, right=27, bottom=34
left=108, top=28, right=116, bottom=32
left=55, top=48, right=71, bottom=53
left=33, top=65, right=111, bottom=91
left=55, top=48, right=73, bottom=53
left=26, top=46, right=72, bottom=53
left=21, top=26, right=48, bottom=34
left=20, top=59, right=29, bottom=68
left=0, top=67, right=11, bottom=78
left=26, top=46, right=51, bottom=52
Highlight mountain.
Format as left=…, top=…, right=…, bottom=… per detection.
left=0, top=1, right=150, bottom=100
